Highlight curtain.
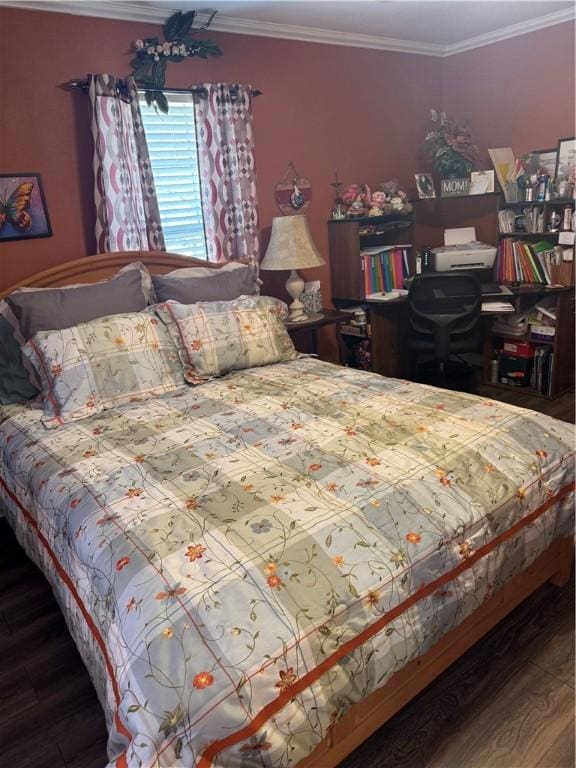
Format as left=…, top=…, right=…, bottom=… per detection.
left=194, top=84, right=260, bottom=266
left=88, top=74, right=165, bottom=253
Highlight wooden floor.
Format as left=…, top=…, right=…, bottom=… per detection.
left=478, top=384, right=575, bottom=424
left=0, top=391, right=573, bottom=768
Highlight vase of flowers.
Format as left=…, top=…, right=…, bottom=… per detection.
left=424, top=109, right=478, bottom=178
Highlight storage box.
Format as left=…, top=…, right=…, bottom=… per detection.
left=498, top=355, right=533, bottom=387
left=500, top=340, right=535, bottom=358
left=529, top=324, right=555, bottom=342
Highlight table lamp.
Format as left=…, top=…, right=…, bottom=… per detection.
left=260, top=215, right=325, bottom=323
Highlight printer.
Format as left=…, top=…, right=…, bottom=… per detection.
left=432, top=227, right=497, bottom=272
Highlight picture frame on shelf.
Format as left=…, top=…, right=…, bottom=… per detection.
left=415, top=173, right=436, bottom=199
left=469, top=170, right=495, bottom=195
left=555, top=137, right=576, bottom=184
left=0, top=173, right=52, bottom=242
left=525, top=148, right=558, bottom=179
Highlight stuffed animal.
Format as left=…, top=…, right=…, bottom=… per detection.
left=342, top=183, right=370, bottom=217
left=378, top=179, right=413, bottom=215
left=368, top=190, right=387, bottom=216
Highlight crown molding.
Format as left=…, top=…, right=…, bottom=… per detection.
left=1, top=1, right=574, bottom=58
left=443, top=7, right=576, bottom=57
left=211, top=15, right=445, bottom=56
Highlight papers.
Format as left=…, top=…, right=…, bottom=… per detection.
left=481, top=301, right=515, bottom=313
left=488, top=148, right=516, bottom=197
left=469, top=171, right=495, bottom=195
left=444, top=227, right=476, bottom=245
left=558, top=231, right=576, bottom=247
left=365, top=290, right=408, bottom=301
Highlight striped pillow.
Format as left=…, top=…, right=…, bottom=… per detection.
left=23, top=309, right=186, bottom=427
left=154, top=296, right=297, bottom=384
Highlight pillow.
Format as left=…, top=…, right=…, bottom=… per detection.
left=22, top=309, right=186, bottom=427
left=0, top=301, right=40, bottom=404
left=152, top=262, right=260, bottom=304
left=154, top=296, right=298, bottom=383
left=7, top=261, right=153, bottom=341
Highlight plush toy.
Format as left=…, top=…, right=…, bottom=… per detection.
left=368, top=190, right=387, bottom=216
left=378, top=179, right=413, bottom=215
left=342, top=183, right=370, bottom=217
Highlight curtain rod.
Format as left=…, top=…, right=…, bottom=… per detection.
left=61, top=79, right=262, bottom=97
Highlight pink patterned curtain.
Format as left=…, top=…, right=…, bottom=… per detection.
left=194, top=84, right=259, bottom=266
left=88, top=74, right=165, bottom=253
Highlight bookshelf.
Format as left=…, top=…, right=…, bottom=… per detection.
left=328, top=212, right=414, bottom=373
left=484, top=195, right=574, bottom=399
left=328, top=213, right=414, bottom=303
left=496, top=198, right=575, bottom=286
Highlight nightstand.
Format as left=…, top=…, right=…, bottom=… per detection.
left=285, top=309, right=348, bottom=364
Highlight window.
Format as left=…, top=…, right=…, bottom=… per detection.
left=139, top=91, right=207, bottom=259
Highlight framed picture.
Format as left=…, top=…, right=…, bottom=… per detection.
left=555, top=137, right=576, bottom=183
left=526, top=148, right=558, bottom=178
left=469, top=170, right=495, bottom=195
left=415, top=173, right=436, bottom=199
left=0, top=173, right=52, bottom=242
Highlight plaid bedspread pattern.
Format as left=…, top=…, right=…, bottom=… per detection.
left=0, top=358, right=573, bottom=768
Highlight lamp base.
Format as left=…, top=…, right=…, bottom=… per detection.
left=286, top=269, right=307, bottom=323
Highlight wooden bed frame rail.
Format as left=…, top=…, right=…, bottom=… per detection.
left=0, top=251, right=220, bottom=299
left=299, top=536, right=573, bottom=767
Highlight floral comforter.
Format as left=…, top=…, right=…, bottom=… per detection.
left=0, top=358, right=573, bottom=768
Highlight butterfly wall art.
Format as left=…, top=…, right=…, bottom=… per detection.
left=0, top=174, right=52, bottom=242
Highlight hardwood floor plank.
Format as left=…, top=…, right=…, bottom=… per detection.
left=63, top=740, right=111, bottom=768
left=530, top=608, right=575, bottom=688
left=426, top=663, right=575, bottom=768
left=535, top=721, right=576, bottom=768
left=1, top=739, right=66, bottom=768
left=0, top=665, right=37, bottom=721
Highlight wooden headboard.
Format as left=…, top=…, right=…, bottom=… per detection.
left=0, top=251, right=223, bottom=299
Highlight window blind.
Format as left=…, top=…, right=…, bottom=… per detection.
left=139, top=91, right=208, bottom=260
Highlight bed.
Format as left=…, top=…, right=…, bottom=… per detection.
left=0, top=252, right=573, bottom=768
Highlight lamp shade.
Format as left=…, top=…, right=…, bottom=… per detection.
left=260, top=215, right=325, bottom=271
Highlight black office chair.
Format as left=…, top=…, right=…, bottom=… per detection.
left=406, top=272, right=482, bottom=390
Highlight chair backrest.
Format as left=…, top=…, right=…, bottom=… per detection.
left=407, top=272, right=481, bottom=360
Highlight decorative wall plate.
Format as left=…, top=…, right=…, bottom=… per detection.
left=275, top=162, right=312, bottom=214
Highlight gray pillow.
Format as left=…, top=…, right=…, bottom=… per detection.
left=7, top=265, right=150, bottom=340
left=152, top=262, right=259, bottom=304
left=0, top=313, right=39, bottom=404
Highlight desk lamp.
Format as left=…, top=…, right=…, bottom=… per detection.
left=260, top=215, right=325, bottom=323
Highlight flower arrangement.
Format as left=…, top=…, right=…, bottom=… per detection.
left=424, top=109, right=478, bottom=177
left=130, top=10, right=222, bottom=113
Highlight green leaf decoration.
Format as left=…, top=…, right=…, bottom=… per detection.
left=155, top=91, right=169, bottom=114
left=130, top=9, right=223, bottom=113
left=164, top=10, right=185, bottom=40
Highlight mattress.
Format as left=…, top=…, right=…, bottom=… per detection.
left=0, top=358, right=573, bottom=768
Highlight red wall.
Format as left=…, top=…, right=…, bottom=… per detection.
left=0, top=7, right=441, bottom=295
left=0, top=7, right=573, bottom=298
left=443, top=22, right=575, bottom=168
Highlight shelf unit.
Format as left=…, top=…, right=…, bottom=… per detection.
left=489, top=194, right=575, bottom=398
left=328, top=213, right=414, bottom=303
left=483, top=286, right=574, bottom=399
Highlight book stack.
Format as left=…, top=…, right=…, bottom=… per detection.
left=360, top=246, right=411, bottom=295
left=498, top=208, right=545, bottom=234
left=495, top=239, right=559, bottom=284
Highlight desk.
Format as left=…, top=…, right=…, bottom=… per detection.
left=365, top=286, right=574, bottom=398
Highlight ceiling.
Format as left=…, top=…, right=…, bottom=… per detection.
left=3, top=0, right=575, bottom=56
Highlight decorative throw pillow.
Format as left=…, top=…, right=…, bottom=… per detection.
left=154, top=296, right=297, bottom=383
left=6, top=261, right=154, bottom=341
left=22, top=309, right=186, bottom=427
left=152, top=262, right=260, bottom=304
